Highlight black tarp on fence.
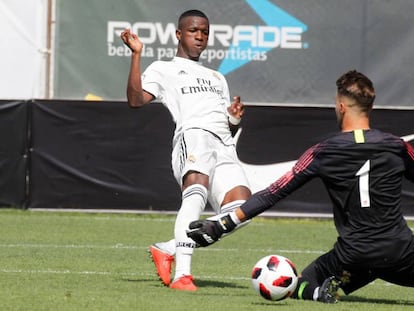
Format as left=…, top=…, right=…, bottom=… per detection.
left=0, top=100, right=413, bottom=215
left=30, top=100, right=179, bottom=210
left=0, top=100, right=29, bottom=206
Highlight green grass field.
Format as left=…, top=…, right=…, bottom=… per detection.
left=0, top=209, right=413, bottom=311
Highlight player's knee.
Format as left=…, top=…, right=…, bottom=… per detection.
left=222, top=186, right=251, bottom=205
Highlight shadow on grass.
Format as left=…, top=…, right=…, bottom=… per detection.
left=122, top=277, right=159, bottom=283
left=250, top=301, right=292, bottom=307
left=196, top=279, right=248, bottom=289
left=341, top=295, right=414, bottom=305
left=120, top=277, right=246, bottom=291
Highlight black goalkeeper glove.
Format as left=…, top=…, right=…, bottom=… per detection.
left=186, top=214, right=237, bottom=247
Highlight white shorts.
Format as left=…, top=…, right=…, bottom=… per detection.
left=171, top=128, right=250, bottom=213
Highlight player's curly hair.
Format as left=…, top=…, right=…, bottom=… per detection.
left=336, top=70, right=376, bottom=112
left=178, top=10, right=209, bottom=29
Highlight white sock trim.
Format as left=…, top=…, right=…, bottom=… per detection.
left=182, top=184, right=208, bottom=204
left=229, top=211, right=242, bottom=225
left=313, top=287, right=320, bottom=301
left=220, top=200, right=246, bottom=214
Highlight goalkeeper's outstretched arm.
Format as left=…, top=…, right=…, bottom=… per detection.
left=186, top=155, right=314, bottom=247
left=186, top=189, right=275, bottom=247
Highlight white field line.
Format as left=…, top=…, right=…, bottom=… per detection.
left=0, top=243, right=323, bottom=280
left=27, top=208, right=414, bottom=221
left=0, top=268, right=398, bottom=288
left=0, top=243, right=402, bottom=287
left=0, top=243, right=326, bottom=254
left=0, top=243, right=143, bottom=250
left=0, top=268, right=249, bottom=280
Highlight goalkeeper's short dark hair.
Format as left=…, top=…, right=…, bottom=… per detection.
left=336, top=70, right=376, bottom=112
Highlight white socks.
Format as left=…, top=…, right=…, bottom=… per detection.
left=158, top=199, right=247, bottom=256
left=155, top=190, right=247, bottom=282
left=173, top=184, right=207, bottom=280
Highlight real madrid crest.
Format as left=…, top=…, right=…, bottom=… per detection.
left=212, top=71, right=221, bottom=80
left=188, top=155, right=196, bottom=163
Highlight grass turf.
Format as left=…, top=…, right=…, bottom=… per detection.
left=0, top=209, right=413, bottom=310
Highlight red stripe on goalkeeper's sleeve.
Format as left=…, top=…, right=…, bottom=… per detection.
left=406, top=142, right=414, bottom=160
left=294, top=144, right=319, bottom=173
left=269, top=171, right=294, bottom=193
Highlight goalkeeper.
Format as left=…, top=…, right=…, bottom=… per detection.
left=187, top=70, right=414, bottom=303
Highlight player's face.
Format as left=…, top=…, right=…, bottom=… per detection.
left=176, top=16, right=209, bottom=61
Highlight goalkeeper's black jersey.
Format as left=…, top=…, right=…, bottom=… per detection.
left=241, top=129, right=414, bottom=267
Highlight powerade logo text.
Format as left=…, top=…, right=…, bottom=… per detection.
left=107, top=0, right=308, bottom=75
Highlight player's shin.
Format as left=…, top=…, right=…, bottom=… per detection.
left=174, top=184, right=207, bottom=279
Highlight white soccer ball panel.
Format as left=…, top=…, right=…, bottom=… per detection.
left=251, top=254, right=298, bottom=301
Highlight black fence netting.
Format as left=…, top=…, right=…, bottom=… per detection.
left=0, top=100, right=413, bottom=215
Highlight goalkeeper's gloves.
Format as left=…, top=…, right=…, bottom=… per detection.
left=186, top=214, right=237, bottom=247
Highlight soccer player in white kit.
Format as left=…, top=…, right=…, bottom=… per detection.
left=120, top=9, right=251, bottom=291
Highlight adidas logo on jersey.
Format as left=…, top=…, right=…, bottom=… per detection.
left=178, top=70, right=188, bottom=75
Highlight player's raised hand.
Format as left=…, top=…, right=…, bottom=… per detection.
left=228, top=96, right=245, bottom=119
left=120, top=28, right=143, bottom=54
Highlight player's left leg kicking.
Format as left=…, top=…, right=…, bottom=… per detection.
left=149, top=135, right=250, bottom=290
left=149, top=197, right=249, bottom=289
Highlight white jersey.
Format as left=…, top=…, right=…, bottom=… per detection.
left=141, top=56, right=234, bottom=146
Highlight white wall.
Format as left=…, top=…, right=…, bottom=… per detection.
left=0, top=0, right=49, bottom=99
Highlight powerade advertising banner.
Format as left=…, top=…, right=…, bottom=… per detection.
left=54, top=0, right=414, bottom=107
